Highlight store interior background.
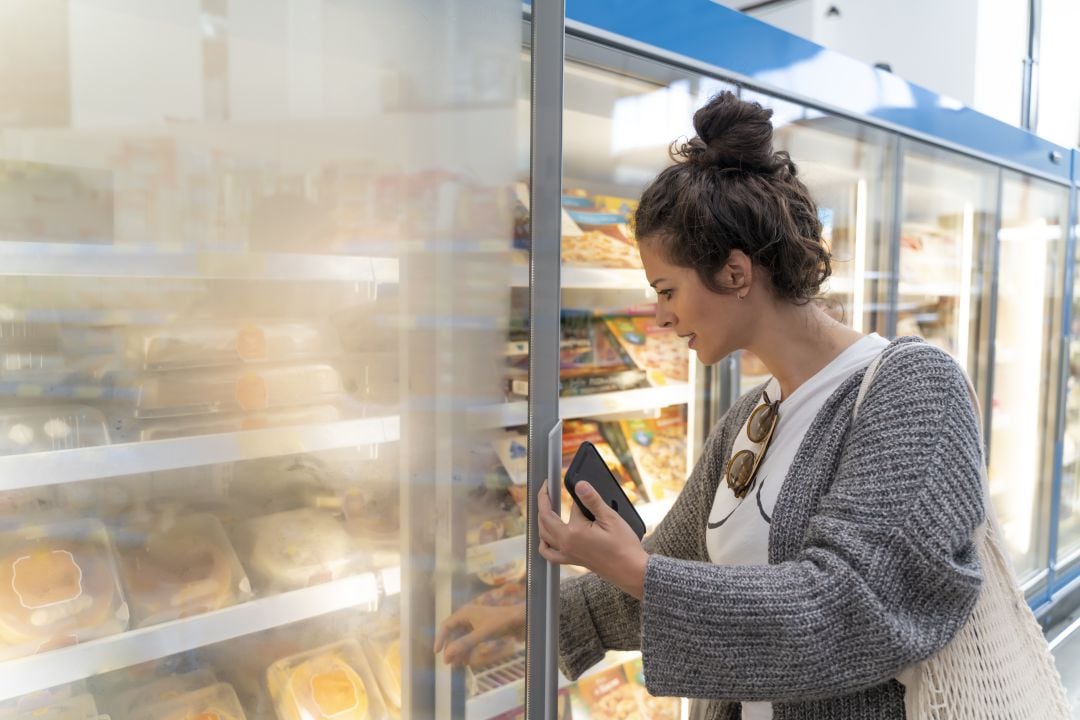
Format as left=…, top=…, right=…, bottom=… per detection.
left=718, top=0, right=1080, bottom=147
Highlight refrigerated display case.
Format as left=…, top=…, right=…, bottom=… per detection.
left=736, top=91, right=898, bottom=395
left=896, top=143, right=998, bottom=393
left=989, top=174, right=1070, bottom=583
left=0, top=1, right=520, bottom=719
left=6, top=0, right=1080, bottom=717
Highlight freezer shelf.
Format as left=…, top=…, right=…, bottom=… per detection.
left=510, top=262, right=649, bottom=290
left=0, top=415, right=400, bottom=490
left=466, top=498, right=675, bottom=575
left=0, top=241, right=399, bottom=284
left=0, top=568, right=397, bottom=701
left=465, top=647, right=640, bottom=720
left=472, top=384, right=690, bottom=429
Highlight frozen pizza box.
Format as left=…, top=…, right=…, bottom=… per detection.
left=618, top=407, right=688, bottom=503
left=622, top=658, right=681, bottom=720
left=603, top=317, right=688, bottom=383
left=570, top=658, right=680, bottom=720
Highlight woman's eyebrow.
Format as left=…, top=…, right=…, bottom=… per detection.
left=649, top=278, right=668, bottom=289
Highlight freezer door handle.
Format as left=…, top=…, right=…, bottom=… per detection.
left=545, top=420, right=563, bottom=719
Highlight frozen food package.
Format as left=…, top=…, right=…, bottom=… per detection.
left=139, top=405, right=341, bottom=441
left=0, top=322, right=61, bottom=351
left=6, top=693, right=98, bottom=720
left=102, top=668, right=218, bottom=720
left=143, top=324, right=327, bottom=370
left=0, top=406, right=110, bottom=455
left=491, top=430, right=528, bottom=487
left=337, top=353, right=400, bottom=406
left=137, top=364, right=343, bottom=418
left=267, top=639, right=389, bottom=720
left=476, top=559, right=526, bottom=587
left=561, top=230, right=642, bottom=268
left=604, top=316, right=689, bottom=383
left=226, top=454, right=339, bottom=519
left=340, top=483, right=399, bottom=556
left=619, top=406, right=688, bottom=503
left=0, top=518, right=129, bottom=660
left=115, top=513, right=252, bottom=628
left=238, top=509, right=362, bottom=592
left=359, top=637, right=401, bottom=717
left=131, top=682, right=246, bottom=720
left=621, top=658, right=681, bottom=720
left=0, top=680, right=89, bottom=719
left=568, top=663, right=640, bottom=720
left=562, top=420, right=643, bottom=503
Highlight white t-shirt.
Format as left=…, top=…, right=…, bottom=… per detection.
left=705, top=333, right=888, bottom=720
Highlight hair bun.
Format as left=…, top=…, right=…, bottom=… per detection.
left=679, top=91, right=781, bottom=174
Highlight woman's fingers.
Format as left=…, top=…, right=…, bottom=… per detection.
left=434, top=611, right=470, bottom=653
left=539, top=538, right=571, bottom=565
left=573, top=482, right=615, bottom=523
left=444, top=631, right=482, bottom=666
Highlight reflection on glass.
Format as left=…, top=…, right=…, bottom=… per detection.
left=989, top=174, right=1068, bottom=580
left=897, top=146, right=996, bottom=383
left=0, top=0, right=518, bottom=716
left=738, top=92, right=897, bottom=395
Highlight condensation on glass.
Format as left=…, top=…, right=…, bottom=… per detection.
left=0, top=1, right=519, bottom=717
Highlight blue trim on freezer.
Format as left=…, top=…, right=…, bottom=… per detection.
left=563, top=0, right=1073, bottom=182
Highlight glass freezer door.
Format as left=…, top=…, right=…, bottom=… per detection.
left=736, top=92, right=897, bottom=396
left=989, top=173, right=1069, bottom=585
left=0, top=1, right=520, bottom=718
left=895, top=144, right=997, bottom=388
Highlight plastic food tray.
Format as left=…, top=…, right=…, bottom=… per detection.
left=0, top=518, right=129, bottom=661
left=137, top=364, right=342, bottom=419
left=143, top=324, right=326, bottom=370
left=267, top=640, right=389, bottom=720
left=0, top=406, right=110, bottom=455
left=115, top=513, right=252, bottom=628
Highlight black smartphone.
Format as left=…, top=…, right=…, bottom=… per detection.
left=564, top=441, right=646, bottom=540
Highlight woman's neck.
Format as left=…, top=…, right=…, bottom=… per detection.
left=746, top=301, right=865, bottom=401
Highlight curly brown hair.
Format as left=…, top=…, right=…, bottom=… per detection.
left=634, top=91, right=831, bottom=304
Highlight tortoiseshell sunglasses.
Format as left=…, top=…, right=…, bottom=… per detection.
left=725, top=390, right=780, bottom=498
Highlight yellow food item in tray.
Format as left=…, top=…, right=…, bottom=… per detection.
left=130, top=683, right=246, bottom=720
left=268, top=640, right=388, bottom=720
left=0, top=519, right=128, bottom=660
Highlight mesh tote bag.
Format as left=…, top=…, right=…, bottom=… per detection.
left=854, top=344, right=1071, bottom=720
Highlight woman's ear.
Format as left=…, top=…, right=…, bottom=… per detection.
left=724, top=250, right=753, bottom=298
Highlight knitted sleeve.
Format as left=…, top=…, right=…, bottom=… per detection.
left=639, top=343, right=985, bottom=701
left=557, top=389, right=762, bottom=681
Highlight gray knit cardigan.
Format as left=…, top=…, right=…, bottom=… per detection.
left=558, top=337, right=985, bottom=719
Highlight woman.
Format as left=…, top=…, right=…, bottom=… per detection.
left=435, top=92, right=984, bottom=719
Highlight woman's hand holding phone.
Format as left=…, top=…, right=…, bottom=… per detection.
left=538, top=479, right=649, bottom=601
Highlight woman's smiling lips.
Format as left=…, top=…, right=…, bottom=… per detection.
left=680, top=332, right=696, bottom=350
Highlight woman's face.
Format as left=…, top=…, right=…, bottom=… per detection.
left=638, top=241, right=748, bottom=366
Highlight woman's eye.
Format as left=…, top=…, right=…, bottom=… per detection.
left=659, top=289, right=674, bottom=300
